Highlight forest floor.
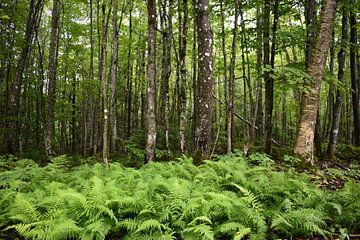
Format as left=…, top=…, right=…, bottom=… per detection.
left=0, top=145, right=360, bottom=240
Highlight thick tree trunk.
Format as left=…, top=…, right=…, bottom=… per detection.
left=44, top=0, right=61, bottom=161
left=145, top=0, right=157, bottom=162
left=194, top=0, right=213, bottom=160
left=327, top=6, right=348, bottom=159
left=350, top=10, right=360, bottom=146
left=294, top=0, right=338, bottom=163
left=179, top=0, right=188, bottom=153
left=191, top=21, right=197, bottom=149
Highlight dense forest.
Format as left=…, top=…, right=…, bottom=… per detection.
left=1, top=0, right=360, bottom=239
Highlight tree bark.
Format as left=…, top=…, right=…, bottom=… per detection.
left=126, top=7, right=133, bottom=139
left=194, top=0, right=213, bottom=160
left=350, top=9, right=360, bottom=146
left=100, top=1, right=111, bottom=166
left=327, top=5, right=348, bottom=159
left=10, top=0, right=43, bottom=153
left=145, top=0, right=157, bottom=162
left=179, top=0, right=188, bottom=153
left=44, top=0, right=61, bottom=161
left=294, top=0, right=338, bottom=163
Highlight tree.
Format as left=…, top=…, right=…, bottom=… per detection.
left=179, top=0, right=189, bottom=153
left=327, top=3, right=348, bottom=159
left=145, top=0, right=157, bottom=162
left=44, top=0, right=61, bottom=160
left=350, top=5, right=360, bottom=146
left=294, top=0, right=338, bottom=163
left=194, top=0, right=213, bottom=161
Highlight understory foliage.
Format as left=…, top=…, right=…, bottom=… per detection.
left=0, top=153, right=359, bottom=240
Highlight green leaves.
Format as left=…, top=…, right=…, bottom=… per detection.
left=0, top=154, right=359, bottom=239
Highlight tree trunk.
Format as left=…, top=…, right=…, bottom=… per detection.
left=145, top=0, right=157, bottom=162
left=350, top=10, right=360, bottom=146
left=327, top=5, right=348, bottom=159
left=220, top=0, right=229, bottom=153
left=159, top=0, right=172, bottom=152
left=11, top=0, right=43, bottom=153
left=100, top=1, right=111, bottom=167
left=294, top=0, right=338, bottom=163
left=179, top=0, right=188, bottom=153
left=44, top=0, right=61, bottom=161
left=227, top=0, right=239, bottom=153
left=126, top=8, right=133, bottom=139
left=264, top=0, right=278, bottom=154
left=194, top=0, right=213, bottom=161
left=255, top=6, right=263, bottom=141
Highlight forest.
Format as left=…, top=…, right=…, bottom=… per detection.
left=0, top=0, right=360, bottom=239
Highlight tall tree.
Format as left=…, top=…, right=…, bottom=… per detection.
left=10, top=0, right=43, bottom=153
left=294, top=0, right=338, bottom=163
left=179, top=0, right=189, bottom=153
left=145, top=0, right=157, bottom=162
left=227, top=0, right=240, bottom=153
left=194, top=0, right=213, bottom=160
left=100, top=1, right=111, bottom=166
left=350, top=6, right=360, bottom=146
left=44, top=0, right=61, bottom=160
left=327, top=4, right=348, bottom=159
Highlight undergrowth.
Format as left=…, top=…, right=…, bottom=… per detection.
left=0, top=153, right=359, bottom=240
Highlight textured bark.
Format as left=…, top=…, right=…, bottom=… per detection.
left=327, top=6, right=348, bottom=159
left=100, top=2, right=111, bottom=167
left=294, top=0, right=338, bottom=162
left=191, top=21, right=197, bottom=147
left=44, top=0, right=61, bottom=161
left=227, top=0, right=239, bottom=153
left=304, top=0, right=318, bottom=68
left=194, top=0, right=213, bottom=160
left=10, top=0, right=43, bottom=153
left=145, top=0, right=157, bottom=162
left=159, top=0, right=172, bottom=152
left=179, top=0, right=188, bottom=153
left=350, top=10, right=360, bottom=146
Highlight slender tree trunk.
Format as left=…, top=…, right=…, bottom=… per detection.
left=227, top=0, right=239, bottom=153
left=350, top=10, right=360, bottom=146
left=100, top=1, right=111, bottom=166
left=110, top=0, right=122, bottom=152
left=194, top=0, right=213, bottom=161
left=191, top=20, right=197, bottom=148
left=44, top=0, right=61, bottom=160
left=255, top=6, right=263, bottom=140
left=327, top=5, right=348, bottom=159
left=10, top=0, right=43, bottom=153
left=126, top=8, right=133, bottom=139
left=220, top=0, right=229, bottom=153
left=264, top=0, right=278, bottom=154
left=145, top=0, right=157, bottom=162
left=159, top=0, right=172, bottom=152
left=294, top=0, right=338, bottom=162
left=179, top=0, right=188, bottom=153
